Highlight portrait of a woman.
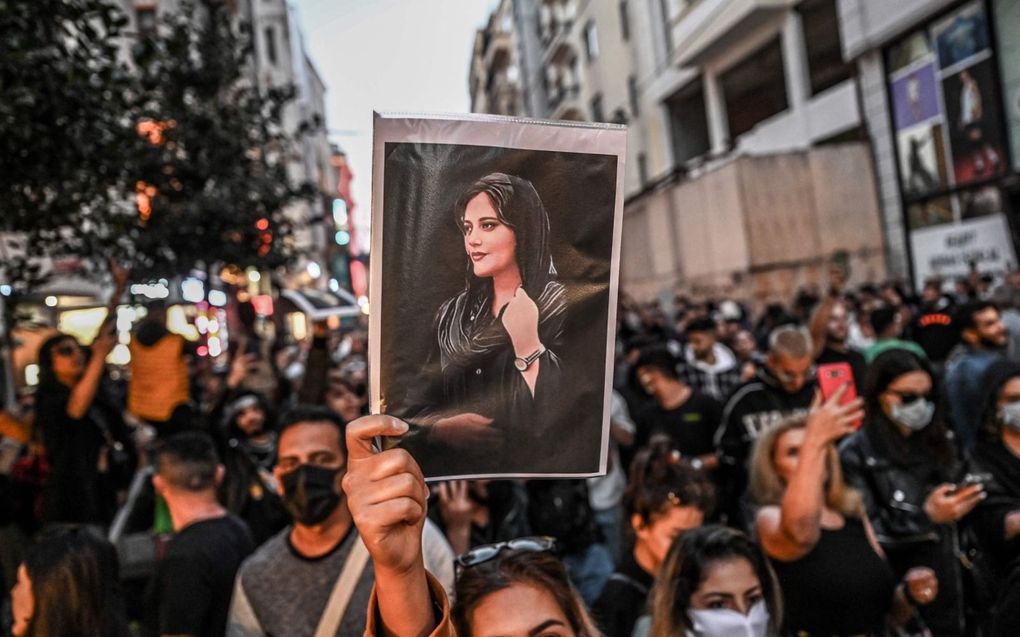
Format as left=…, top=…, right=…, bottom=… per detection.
left=400, top=172, right=569, bottom=476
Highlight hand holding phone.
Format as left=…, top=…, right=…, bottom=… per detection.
left=817, top=363, right=862, bottom=430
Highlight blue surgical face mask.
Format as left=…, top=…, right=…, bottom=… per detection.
left=686, top=600, right=770, bottom=637
left=999, top=400, right=1020, bottom=432
left=890, top=399, right=935, bottom=431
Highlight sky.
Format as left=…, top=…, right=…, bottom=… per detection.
left=293, top=0, right=500, bottom=251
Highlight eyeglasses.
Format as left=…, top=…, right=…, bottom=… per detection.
left=455, top=536, right=557, bottom=570
left=888, top=390, right=931, bottom=405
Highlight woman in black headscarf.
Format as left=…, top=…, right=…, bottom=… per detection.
left=401, top=172, right=567, bottom=476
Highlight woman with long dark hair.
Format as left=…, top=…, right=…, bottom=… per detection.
left=34, top=325, right=131, bottom=526
left=9, top=526, right=131, bottom=637
left=401, top=172, right=568, bottom=475
left=648, top=525, right=782, bottom=637
left=839, top=348, right=980, bottom=636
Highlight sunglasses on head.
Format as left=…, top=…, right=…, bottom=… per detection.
left=889, top=390, right=931, bottom=405
left=455, top=536, right=557, bottom=571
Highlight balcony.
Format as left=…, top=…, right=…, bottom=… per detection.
left=548, top=84, right=582, bottom=120
left=484, top=30, right=513, bottom=72
left=671, top=0, right=795, bottom=67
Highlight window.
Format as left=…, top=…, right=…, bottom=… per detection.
left=264, top=26, right=278, bottom=66
left=665, top=81, right=711, bottom=164
left=628, top=75, right=640, bottom=116
left=720, top=38, right=788, bottom=138
left=590, top=93, right=605, bottom=122
left=584, top=21, right=599, bottom=61
left=135, top=6, right=156, bottom=37
left=619, top=1, right=630, bottom=41
left=799, top=0, right=853, bottom=95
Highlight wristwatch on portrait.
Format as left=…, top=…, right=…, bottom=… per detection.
left=514, top=346, right=546, bottom=372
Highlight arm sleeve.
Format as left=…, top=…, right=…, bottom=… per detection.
left=362, top=572, right=455, bottom=637
left=226, top=575, right=267, bottom=637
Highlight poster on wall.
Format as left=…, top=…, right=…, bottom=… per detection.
left=941, top=58, right=1008, bottom=185
left=891, top=62, right=942, bottom=131
left=910, top=213, right=1017, bottom=284
left=369, top=113, right=627, bottom=479
left=992, top=0, right=1020, bottom=172
left=897, top=121, right=949, bottom=199
left=931, top=1, right=990, bottom=72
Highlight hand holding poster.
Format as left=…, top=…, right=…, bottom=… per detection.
left=369, top=113, right=626, bottom=479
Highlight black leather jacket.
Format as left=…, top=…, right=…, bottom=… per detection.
left=839, top=417, right=959, bottom=547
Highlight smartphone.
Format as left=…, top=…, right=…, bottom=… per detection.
left=818, top=362, right=862, bottom=429
left=950, top=472, right=992, bottom=494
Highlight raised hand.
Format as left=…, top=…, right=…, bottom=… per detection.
left=804, top=386, right=863, bottom=448
left=499, top=286, right=541, bottom=356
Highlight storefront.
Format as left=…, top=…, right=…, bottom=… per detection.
left=883, top=0, right=1020, bottom=286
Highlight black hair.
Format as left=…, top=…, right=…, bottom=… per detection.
left=277, top=404, right=348, bottom=457
left=955, top=300, right=999, bottom=333
left=155, top=431, right=220, bottom=492
left=650, top=525, right=782, bottom=636
left=454, top=173, right=556, bottom=303
left=863, top=348, right=954, bottom=465
left=223, top=390, right=275, bottom=440
left=36, top=333, right=80, bottom=388
left=21, top=526, right=131, bottom=637
left=685, top=317, right=718, bottom=335
left=869, top=305, right=898, bottom=336
left=625, top=435, right=715, bottom=528
left=977, top=359, right=1020, bottom=443
left=635, top=347, right=679, bottom=380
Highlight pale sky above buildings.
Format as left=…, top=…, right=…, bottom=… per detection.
left=294, top=0, right=500, bottom=251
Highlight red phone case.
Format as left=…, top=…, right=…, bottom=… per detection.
left=817, top=362, right=861, bottom=429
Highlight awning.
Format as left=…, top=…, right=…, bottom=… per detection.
left=279, top=288, right=364, bottom=320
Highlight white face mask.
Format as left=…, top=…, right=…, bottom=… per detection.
left=686, top=600, right=770, bottom=637
left=1000, top=400, right=1020, bottom=432
left=890, top=399, right=935, bottom=431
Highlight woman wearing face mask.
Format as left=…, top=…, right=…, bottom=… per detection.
left=593, top=435, right=714, bottom=637
left=839, top=349, right=981, bottom=637
left=966, top=360, right=1020, bottom=588
left=647, top=525, right=781, bottom=637
left=750, top=394, right=936, bottom=636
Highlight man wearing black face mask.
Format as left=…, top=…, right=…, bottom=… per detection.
left=226, top=405, right=373, bottom=637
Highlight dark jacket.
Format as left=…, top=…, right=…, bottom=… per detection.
left=839, top=417, right=958, bottom=546
left=965, top=440, right=1020, bottom=579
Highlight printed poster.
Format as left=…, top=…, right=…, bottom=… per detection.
left=369, top=113, right=626, bottom=479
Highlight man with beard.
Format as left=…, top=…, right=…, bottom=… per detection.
left=227, top=406, right=454, bottom=636
left=810, top=298, right=867, bottom=393
left=946, top=301, right=1009, bottom=451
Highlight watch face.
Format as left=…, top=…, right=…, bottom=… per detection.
left=514, top=358, right=527, bottom=372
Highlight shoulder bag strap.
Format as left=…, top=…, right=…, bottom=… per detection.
left=313, top=536, right=371, bottom=637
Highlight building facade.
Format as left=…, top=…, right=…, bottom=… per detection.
left=470, top=0, right=890, bottom=307
left=839, top=0, right=1020, bottom=288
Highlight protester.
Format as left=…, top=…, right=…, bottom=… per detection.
left=9, top=526, right=131, bottom=637
left=34, top=327, right=133, bottom=526
left=227, top=405, right=453, bottom=637
left=993, top=558, right=1020, bottom=637
left=728, top=329, right=761, bottom=381
left=966, top=360, right=1020, bottom=586
left=750, top=396, right=936, bottom=635
left=216, top=391, right=289, bottom=545
left=863, top=304, right=927, bottom=363
left=716, top=325, right=816, bottom=529
left=342, top=414, right=600, bottom=637
left=633, top=348, right=720, bottom=472
left=593, top=435, right=714, bottom=637
left=809, top=298, right=867, bottom=393
left=646, top=525, right=781, bottom=637
left=677, top=318, right=742, bottom=402
left=226, top=406, right=375, bottom=636
left=945, top=300, right=1008, bottom=452
left=433, top=480, right=530, bottom=556
left=909, top=279, right=957, bottom=365
left=145, top=431, right=254, bottom=637
left=840, top=349, right=980, bottom=636
left=127, top=301, right=192, bottom=437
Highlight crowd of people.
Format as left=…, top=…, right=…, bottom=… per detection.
left=2, top=267, right=1020, bottom=636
